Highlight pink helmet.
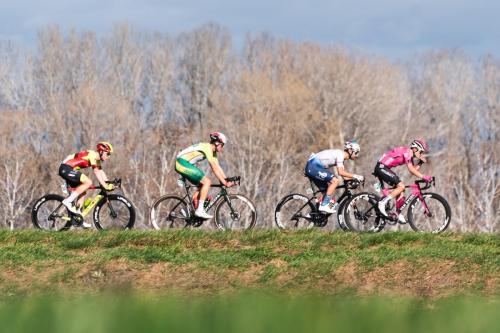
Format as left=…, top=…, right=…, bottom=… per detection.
left=209, top=132, right=228, bottom=144
left=410, top=138, right=429, bottom=152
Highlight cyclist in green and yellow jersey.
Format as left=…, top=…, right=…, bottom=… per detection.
left=175, top=132, right=235, bottom=219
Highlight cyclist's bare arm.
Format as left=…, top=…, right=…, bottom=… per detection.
left=407, top=163, right=425, bottom=179
left=94, top=168, right=110, bottom=188
left=337, top=166, right=355, bottom=179
left=209, top=160, right=234, bottom=187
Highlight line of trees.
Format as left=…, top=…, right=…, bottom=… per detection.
left=0, top=23, right=498, bottom=231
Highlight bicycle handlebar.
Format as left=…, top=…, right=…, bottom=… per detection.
left=225, top=176, right=241, bottom=186
left=415, top=177, right=435, bottom=190
left=345, top=178, right=364, bottom=189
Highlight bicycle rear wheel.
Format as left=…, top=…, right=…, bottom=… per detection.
left=31, top=194, right=72, bottom=231
left=149, top=195, right=190, bottom=230
left=214, top=194, right=257, bottom=230
left=336, top=198, right=350, bottom=231
left=93, top=194, right=136, bottom=230
left=408, top=193, right=451, bottom=233
left=343, top=192, right=383, bottom=232
left=274, top=194, right=317, bottom=230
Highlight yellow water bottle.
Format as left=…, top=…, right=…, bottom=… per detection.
left=83, top=198, right=93, bottom=210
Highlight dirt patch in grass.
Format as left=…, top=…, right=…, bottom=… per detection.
left=331, top=259, right=493, bottom=298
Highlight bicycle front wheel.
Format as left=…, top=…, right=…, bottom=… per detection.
left=274, top=194, right=316, bottom=230
left=149, top=195, right=190, bottom=230
left=408, top=193, right=451, bottom=233
left=31, top=194, right=72, bottom=231
left=343, top=192, right=382, bottom=232
left=214, top=194, right=257, bottom=230
left=93, top=194, right=136, bottom=230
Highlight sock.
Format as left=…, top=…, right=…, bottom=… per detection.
left=197, top=200, right=205, bottom=211
left=321, top=195, right=332, bottom=206
left=64, top=191, right=78, bottom=204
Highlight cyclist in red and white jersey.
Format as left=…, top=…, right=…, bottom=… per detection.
left=59, top=142, right=115, bottom=215
left=374, top=139, right=432, bottom=220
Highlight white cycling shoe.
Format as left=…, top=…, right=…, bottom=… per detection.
left=62, top=199, right=82, bottom=215
left=318, top=204, right=336, bottom=214
left=378, top=200, right=389, bottom=217
left=195, top=209, right=213, bottom=219
left=397, top=214, right=407, bottom=224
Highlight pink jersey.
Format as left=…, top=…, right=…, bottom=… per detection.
left=378, top=146, right=412, bottom=168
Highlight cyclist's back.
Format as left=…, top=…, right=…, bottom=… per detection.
left=63, top=150, right=102, bottom=171
left=378, top=146, right=412, bottom=169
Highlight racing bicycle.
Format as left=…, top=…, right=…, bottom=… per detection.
left=342, top=177, right=451, bottom=233
left=149, top=176, right=257, bottom=230
left=31, top=178, right=136, bottom=231
left=274, top=178, right=365, bottom=230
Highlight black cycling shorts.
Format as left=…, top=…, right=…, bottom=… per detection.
left=373, top=163, right=401, bottom=186
left=59, top=164, right=84, bottom=188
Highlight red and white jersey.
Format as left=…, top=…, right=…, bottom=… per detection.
left=63, top=150, right=102, bottom=170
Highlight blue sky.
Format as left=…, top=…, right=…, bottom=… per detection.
left=0, top=0, right=498, bottom=59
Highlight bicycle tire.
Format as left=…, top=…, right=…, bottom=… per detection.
left=149, top=195, right=191, bottom=230
left=407, top=192, right=451, bottom=233
left=336, top=197, right=350, bottom=231
left=274, top=194, right=317, bottom=230
left=214, top=194, right=257, bottom=230
left=93, top=194, right=136, bottom=230
left=31, top=194, right=72, bottom=231
left=343, top=192, right=383, bottom=232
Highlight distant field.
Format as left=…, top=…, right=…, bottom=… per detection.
left=0, top=230, right=498, bottom=297
left=1, top=293, right=499, bottom=333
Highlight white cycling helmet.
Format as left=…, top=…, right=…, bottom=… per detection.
left=209, top=132, right=228, bottom=144
left=344, top=140, right=360, bottom=154
left=410, top=138, right=429, bottom=152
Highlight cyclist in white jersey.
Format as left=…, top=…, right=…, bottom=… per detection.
left=304, top=140, right=364, bottom=214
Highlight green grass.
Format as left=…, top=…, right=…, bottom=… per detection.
left=0, top=293, right=498, bottom=333
left=0, top=230, right=498, bottom=297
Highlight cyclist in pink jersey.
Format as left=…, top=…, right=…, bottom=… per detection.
left=374, top=139, right=432, bottom=220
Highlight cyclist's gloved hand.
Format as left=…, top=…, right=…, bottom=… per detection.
left=422, top=175, right=432, bottom=183
left=104, top=183, right=115, bottom=191
left=353, top=174, right=364, bottom=182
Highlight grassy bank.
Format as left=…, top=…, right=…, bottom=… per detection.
left=0, top=230, right=498, bottom=297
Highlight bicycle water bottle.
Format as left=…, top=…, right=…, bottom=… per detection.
left=61, top=183, right=68, bottom=195
left=373, top=183, right=382, bottom=194
left=204, top=195, right=213, bottom=209
left=177, top=178, right=185, bottom=187
left=83, top=198, right=93, bottom=210
left=396, top=196, right=406, bottom=211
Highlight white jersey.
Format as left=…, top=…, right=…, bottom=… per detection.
left=313, top=149, right=345, bottom=168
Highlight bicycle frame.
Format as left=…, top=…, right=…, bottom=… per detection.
left=376, top=178, right=434, bottom=220
left=177, top=176, right=241, bottom=219
left=294, top=179, right=362, bottom=223
left=308, top=179, right=362, bottom=208
left=66, top=185, right=107, bottom=218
